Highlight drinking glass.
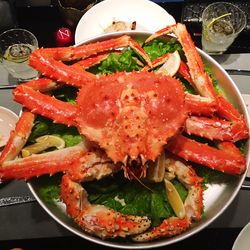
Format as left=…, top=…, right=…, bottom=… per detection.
left=0, top=29, right=39, bottom=82
left=201, top=2, right=246, bottom=55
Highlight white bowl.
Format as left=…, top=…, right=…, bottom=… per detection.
left=0, top=106, right=18, bottom=148
left=75, top=0, right=176, bottom=44
left=232, top=222, right=250, bottom=250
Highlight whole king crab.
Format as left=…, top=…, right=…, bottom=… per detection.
left=0, top=23, right=249, bottom=242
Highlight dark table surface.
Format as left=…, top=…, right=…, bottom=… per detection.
left=1, top=2, right=250, bottom=250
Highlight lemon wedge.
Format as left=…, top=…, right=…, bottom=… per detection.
left=164, top=178, right=186, bottom=219
left=157, top=51, right=181, bottom=77
left=22, top=135, right=65, bottom=157
left=207, top=13, right=232, bottom=28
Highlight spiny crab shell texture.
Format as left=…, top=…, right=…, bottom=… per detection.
left=76, top=71, right=186, bottom=163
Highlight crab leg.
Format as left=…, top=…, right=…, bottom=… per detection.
left=13, top=83, right=78, bottom=126
left=0, top=111, right=35, bottom=165
left=73, top=53, right=111, bottom=70
left=184, top=95, right=249, bottom=142
left=73, top=35, right=152, bottom=66
left=167, top=135, right=246, bottom=175
left=185, top=116, right=249, bottom=142
left=185, top=93, right=217, bottom=116
left=29, top=51, right=95, bottom=88
left=20, top=78, right=61, bottom=92
left=145, top=23, right=217, bottom=102
left=132, top=156, right=203, bottom=242
left=29, top=35, right=152, bottom=87
left=217, top=95, right=249, bottom=137
left=0, top=141, right=119, bottom=184
left=0, top=143, right=87, bottom=181
left=61, top=175, right=151, bottom=239
left=141, top=53, right=173, bottom=72
left=132, top=217, right=190, bottom=242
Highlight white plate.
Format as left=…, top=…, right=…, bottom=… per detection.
left=232, top=222, right=250, bottom=250
left=0, top=106, right=18, bottom=148
left=75, top=0, right=176, bottom=44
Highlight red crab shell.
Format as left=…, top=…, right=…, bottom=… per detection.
left=76, top=71, right=187, bottom=164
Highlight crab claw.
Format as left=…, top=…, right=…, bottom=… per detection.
left=61, top=175, right=151, bottom=239
left=132, top=217, right=190, bottom=242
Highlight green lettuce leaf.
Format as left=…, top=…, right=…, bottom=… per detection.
left=143, top=39, right=182, bottom=61
left=89, top=50, right=141, bottom=74
left=84, top=174, right=188, bottom=227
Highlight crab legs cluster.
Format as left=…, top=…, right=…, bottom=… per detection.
left=0, top=23, right=248, bottom=241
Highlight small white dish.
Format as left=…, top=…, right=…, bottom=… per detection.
left=0, top=106, right=18, bottom=148
left=75, top=0, right=176, bottom=44
left=232, top=222, right=250, bottom=250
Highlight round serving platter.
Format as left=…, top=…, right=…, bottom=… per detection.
left=28, top=31, right=250, bottom=249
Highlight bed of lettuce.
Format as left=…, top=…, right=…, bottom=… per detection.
left=27, top=37, right=241, bottom=230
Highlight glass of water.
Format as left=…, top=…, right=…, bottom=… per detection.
left=201, top=2, right=246, bottom=55
left=0, top=29, right=38, bottom=82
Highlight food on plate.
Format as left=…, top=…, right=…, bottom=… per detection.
left=104, top=21, right=137, bottom=33
left=0, top=23, right=248, bottom=242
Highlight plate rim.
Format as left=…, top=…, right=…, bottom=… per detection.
left=0, top=106, right=18, bottom=147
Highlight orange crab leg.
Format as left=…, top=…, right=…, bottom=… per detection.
left=217, top=95, right=245, bottom=122
left=185, top=93, right=217, bottom=116
left=21, top=78, right=60, bottom=92
left=185, top=94, right=249, bottom=142
left=0, top=111, right=35, bottom=165
left=217, top=95, right=249, bottom=137
left=185, top=116, right=249, bottom=142
left=13, top=84, right=78, bottom=126
left=132, top=217, right=190, bottom=242
left=72, top=35, right=152, bottom=66
left=29, top=35, right=152, bottom=87
left=167, top=135, right=246, bottom=175
left=29, top=51, right=95, bottom=88
left=0, top=144, right=87, bottom=181
left=61, top=175, right=151, bottom=239
left=142, top=53, right=173, bottom=71
left=73, top=53, right=110, bottom=69
left=217, top=141, right=243, bottom=155
left=145, top=23, right=217, bottom=102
